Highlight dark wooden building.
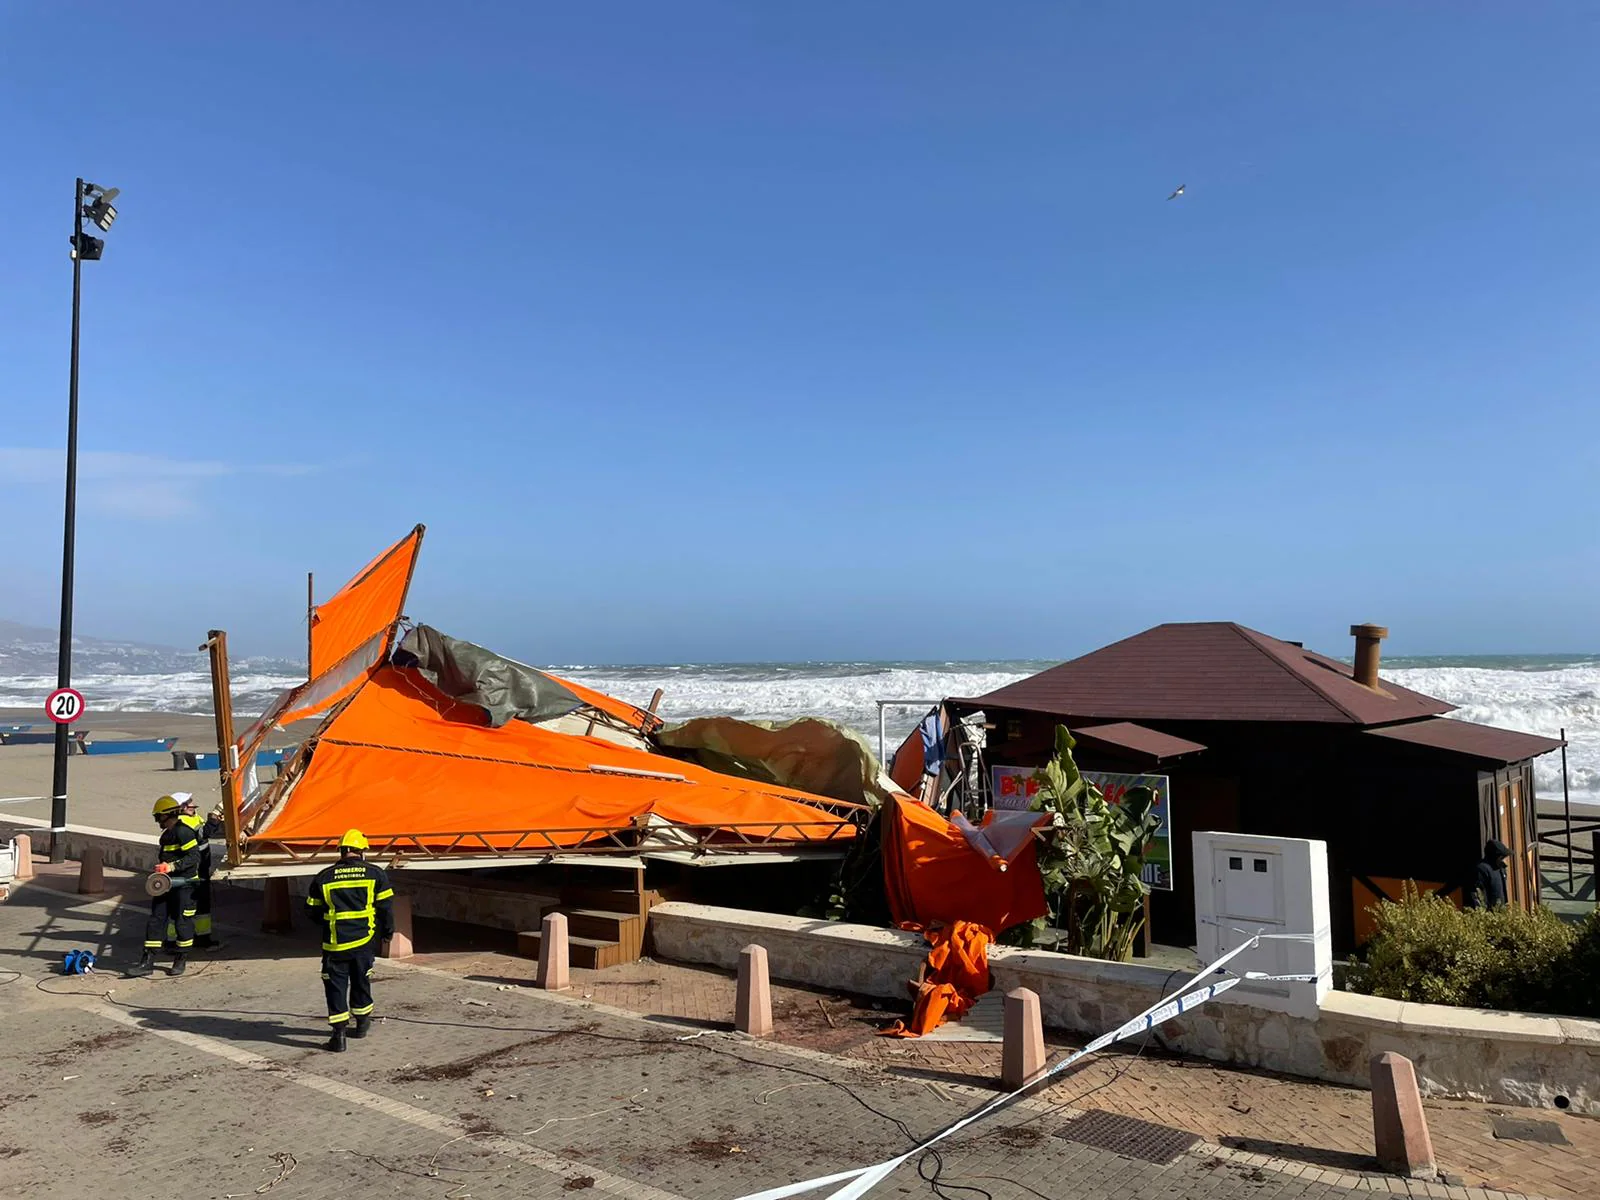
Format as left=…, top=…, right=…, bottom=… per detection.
left=949, top=622, right=1563, bottom=953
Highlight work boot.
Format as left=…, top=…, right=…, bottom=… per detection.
left=126, top=953, right=155, bottom=977
left=349, top=1014, right=371, bottom=1039
left=195, top=935, right=224, bottom=952
left=169, top=955, right=187, bottom=977
left=323, top=1026, right=347, bottom=1053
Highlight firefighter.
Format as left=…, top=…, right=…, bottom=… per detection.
left=306, top=829, right=395, bottom=1052
left=129, top=795, right=202, bottom=976
left=174, top=793, right=225, bottom=950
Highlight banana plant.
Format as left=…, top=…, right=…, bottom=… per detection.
left=1011, top=725, right=1164, bottom=961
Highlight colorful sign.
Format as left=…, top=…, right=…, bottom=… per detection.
left=45, top=687, right=85, bottom=725
left=990, top=765, right=1174, bottom=891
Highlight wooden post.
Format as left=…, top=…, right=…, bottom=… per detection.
left=306, top=572, right=315, bottom=680
left=735, top=944, right=773, bottom=1036
left=262, top=877, right=292, bottom=933
left=203, top=631, right=241, bottom=868
left=1002, top=988, right=1046, bottom=1088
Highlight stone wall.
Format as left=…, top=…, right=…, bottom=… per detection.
left=649, top=901, right=1600, bottom=1116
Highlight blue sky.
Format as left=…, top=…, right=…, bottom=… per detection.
left=2, top=3, right=1597, bottom=664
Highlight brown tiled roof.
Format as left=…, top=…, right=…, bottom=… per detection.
left=1366, top=718, right=1564, bottom=764
left=958, top=622, right=1455, bottom=725
left=1074, top=722, right=1207, bottom=762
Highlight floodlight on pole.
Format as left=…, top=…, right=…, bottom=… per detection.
left=49, top=176, right=121, bottom=863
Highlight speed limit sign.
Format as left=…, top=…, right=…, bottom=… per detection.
left=46, top=687, right=85, bottom=725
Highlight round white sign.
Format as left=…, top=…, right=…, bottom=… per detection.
left=46, top=687, right=86, bottom=725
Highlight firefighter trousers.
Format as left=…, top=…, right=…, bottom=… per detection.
left=321, top=948, right=376, bottom=1026
left=145, top=885, right=195, bottom=952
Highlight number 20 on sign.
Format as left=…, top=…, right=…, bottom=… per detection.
left=46, top=687, right=85, bottom=725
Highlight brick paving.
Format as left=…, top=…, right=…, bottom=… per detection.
left=1, top=860, right=1591, bottom=1200
left=412, top=949, right=1600, bottom=1200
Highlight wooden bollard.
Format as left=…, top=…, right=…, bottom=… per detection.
left=261, top=877, right=293, bottom=933
left=537, top=911, right=570, bottom=991
left=13, top=834, right=34, bottom=880
left=1371, top=1051, right=1437, bottom=1178
left=735, top=944, right=773, bottom=1037
left=1002, top=988, right=1046, bottom=1089
left=77, top=846, right=105, bottom=895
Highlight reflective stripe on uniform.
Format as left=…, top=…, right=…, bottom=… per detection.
left=318, top=878, right=378, bottom=952
left=328, top=1011, right=350, bottom=1025
left=351, top=1003, right=374, bottom=1016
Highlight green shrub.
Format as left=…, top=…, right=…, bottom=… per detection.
left=1548, top=907, right=1600, bottom=1017
left=1357, top=886, right=1588, bottom=1015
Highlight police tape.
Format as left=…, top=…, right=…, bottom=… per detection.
left=732, top=931, right=1317, bottom=1200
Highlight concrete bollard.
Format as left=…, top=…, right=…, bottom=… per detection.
left=1371, top=1051, right=1437, bottom=1178
left=77, top=846, right=105, bottom=895
left=735, top=944, right=773, bottom=1037
left=537, top=911, right=570, bottom=991
left=381, top=894, right=414, bottom=959
left=261, top=877, right=293, bottom=933
left=1002, top=988, right=1046, bottom=1089
left=13, top=834, right=34, bottom=880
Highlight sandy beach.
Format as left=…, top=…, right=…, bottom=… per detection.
left=0, top=707, right=306, bottom=835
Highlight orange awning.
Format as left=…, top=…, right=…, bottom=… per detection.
left=309, top=525, right=423, bottom=678
left=250, top=666, right=862, bottom=853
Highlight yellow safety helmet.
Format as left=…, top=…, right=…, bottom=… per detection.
left=151, top=795, right=181, bottom=817
left=339, top=828, right=370, bottom=852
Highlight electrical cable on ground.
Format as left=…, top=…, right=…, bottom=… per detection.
left=28, top=945, right=1254, bottom=1200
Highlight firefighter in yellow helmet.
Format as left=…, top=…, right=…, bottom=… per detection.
left=128, top=795, right=203, bottom=976
left=305, top=829, right=394, bottom=1052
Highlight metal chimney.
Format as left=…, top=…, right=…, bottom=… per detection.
left=1350, top=624, right=1388, bottom=688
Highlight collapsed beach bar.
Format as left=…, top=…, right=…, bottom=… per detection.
left=936, top=621, right=1564, bottom=952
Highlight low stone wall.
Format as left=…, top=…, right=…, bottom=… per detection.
left=649, top=901, right=1600, bottom=1116
left=0, top=814, right=157, bottom=874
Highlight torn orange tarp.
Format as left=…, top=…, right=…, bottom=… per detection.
left=879, top=921, right=993, bottom=1037
left=309, top=525, right=423, bottom=677
left=880, top=795, right=1048, bottom=934
left=250, top=666, right=864, bottom=852
left=543, top=670, right=661, bottom=734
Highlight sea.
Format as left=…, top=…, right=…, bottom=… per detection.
left=1, top=632, right=1596, bottom=808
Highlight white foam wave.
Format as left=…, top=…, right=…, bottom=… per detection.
left=1386, top=663, right=1600, bottom=806
left=4, top=656, right=1596, bottom=810
left=559, top=663, right=1033, bottom=755
left=0, top=670, right=305, bottom=719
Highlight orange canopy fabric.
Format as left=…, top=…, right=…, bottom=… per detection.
left=879, top=921, right=993, bottom=1037
left=251, top=666, right=862, bottom=852
left=309, top=525, right=422, bottom=678
left=880, top=796, right=1048, bottom=934
left=542, top=670, right=661, bottom=734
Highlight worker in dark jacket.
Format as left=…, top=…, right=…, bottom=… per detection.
left=1464, top=839, right=1513, bottom=909
left=175, top=794, right=225, bottom=949
left=129, top=795, right=203, bottom=976
left=306, top=829, right=394, bottom=1053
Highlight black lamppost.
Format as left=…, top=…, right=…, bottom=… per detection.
left=49, top=178, right=120, bottom=863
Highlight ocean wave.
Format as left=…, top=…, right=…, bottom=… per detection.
left=4, top=656, right=1595, bottom=808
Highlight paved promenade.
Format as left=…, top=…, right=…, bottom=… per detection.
left=0, top=864, right=1446, bottom=1200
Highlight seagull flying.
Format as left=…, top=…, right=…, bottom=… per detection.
left=1167, top=184, right=1186, bottom=201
